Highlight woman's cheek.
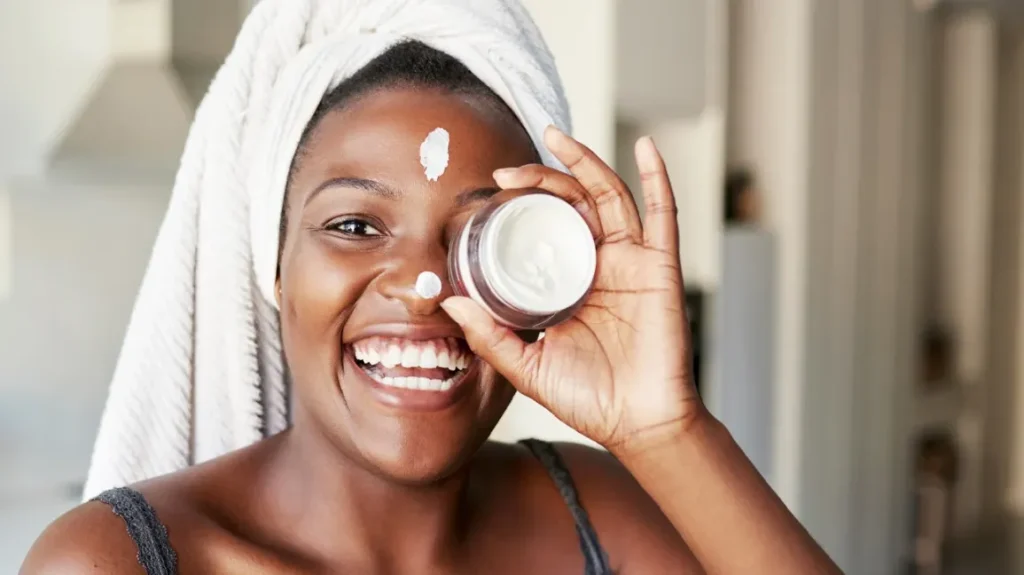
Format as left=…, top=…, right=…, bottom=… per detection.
left=284, top=238, right=377, bottom=331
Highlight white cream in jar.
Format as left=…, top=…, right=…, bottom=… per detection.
left=448, top=192, right=596, bottom=329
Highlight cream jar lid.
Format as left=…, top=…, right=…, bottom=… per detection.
left=479, top=194, right=597, bottom=315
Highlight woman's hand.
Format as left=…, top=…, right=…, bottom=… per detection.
left=441, top=126, right=700, bottom=455
left=445, top=127, right=841, bottom=574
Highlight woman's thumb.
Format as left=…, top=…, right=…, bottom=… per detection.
left=441, top=297, right=537, bottom=390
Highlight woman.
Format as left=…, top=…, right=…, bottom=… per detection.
left=23, top=4, right=838, bottom=575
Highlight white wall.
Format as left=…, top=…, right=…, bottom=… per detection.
left=729, top=1, right=927, bottom=571
left=0, top=191, right=10, bottom=301
left=714, top=229, right=777, bottom=476
left=617, top=114, right=725, bottom=290
left=0, top=175, right=170, bottom=573
left=616, top=0, right=727, bottom=290
left=1001, top=25, right=1024, bottom=517
left=172, top=0, right=249, bottom=104
left=615, top=0, right=708, bottom=121
left=0, top=0, right=108, bottom=178
left=172, top=0, right=243, bottom=65
left=848, top=1, right=928, bottom=567
left=936, top=11, right=996, bottom=416
left=112, top=0, right=171, bottom=61
left=935, top=10, right=997, bottom=536
left=983, top=17, right=1024, bottom=524
left=728, top=0, right=812, bottom=516
left=52, top=0, right=197, bottom=175
left=0, top=178, right=170, bottom=493
left=518, top=0, right=616, bottom=164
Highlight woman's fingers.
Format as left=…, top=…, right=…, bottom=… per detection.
left=634, top=137, right=679, bottom=254
left=543, top=126, right=643, bottom=244
left=496, top=129, right=674, bottom=253
left=440, top=297, right=542, bottom=398
left=493, top=164, right=604, bottom=240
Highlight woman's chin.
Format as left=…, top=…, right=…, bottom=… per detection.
left=351, top=429, right=489, bottom=485
left=307, top=352, right=514, bottom=485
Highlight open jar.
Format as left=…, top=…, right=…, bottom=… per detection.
left=448, top=190, right=597, bottom=330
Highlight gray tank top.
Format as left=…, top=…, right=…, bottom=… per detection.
left=94, top=486, right=178, bottom=574
left=95, top=439, right=612, bottom=574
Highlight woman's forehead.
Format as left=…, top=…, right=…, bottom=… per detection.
left=293, top=88, right=536, bottom=197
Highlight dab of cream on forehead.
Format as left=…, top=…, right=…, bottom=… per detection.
left=419, top=127, right=450, bottom=182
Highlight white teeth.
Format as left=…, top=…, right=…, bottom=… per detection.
left=437, top=349, right=451, bottom=369
left=370, top=372, right=453, bottom=391
left=353, top=340, right=470, bottom=371
left=354, top=346, right=381, bottom=365
left=383, top=346, right=402, bottom=368
left=400, top=346, right=420, bottom=368
left=421, top=347, right=438, bottom=369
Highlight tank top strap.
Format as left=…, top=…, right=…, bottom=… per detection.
left=94, top=486, right=179, bottom=575
left=520, top=439, right=613, bottom=575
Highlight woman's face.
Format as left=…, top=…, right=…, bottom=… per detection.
left=277, top=87, right=537, bottom=483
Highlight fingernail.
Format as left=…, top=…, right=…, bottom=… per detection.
left=441, top=298, right=469, bottom=324
left=635, top=136, right=660, bottom=170
left=545, top=124, right=571, bottom=143
left=493, top=167, right=518, bottom=180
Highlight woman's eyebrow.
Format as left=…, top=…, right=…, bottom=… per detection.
left=305, top=179, right=499, bottom=207
left=456, top=186, right=501, bottom=207
left=306, top=177, right=402, bottom=205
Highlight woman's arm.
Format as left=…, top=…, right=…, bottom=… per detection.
left=20, top=502, right=143, bottom=575
left=613, top=414, right=840, bottom=574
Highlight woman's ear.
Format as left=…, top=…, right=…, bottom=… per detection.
left=275, top=277, right=282, bottom=308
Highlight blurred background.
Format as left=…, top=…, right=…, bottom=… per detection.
left=3, top=0, right=1024, bottom=573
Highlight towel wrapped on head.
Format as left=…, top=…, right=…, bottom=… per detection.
left=83, top=0, right=572, bottom=499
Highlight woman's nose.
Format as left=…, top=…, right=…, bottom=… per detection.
left=378, top=243, right=454, bottom=316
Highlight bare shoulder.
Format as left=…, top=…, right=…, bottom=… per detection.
left=20, top=451, right=252, bottom=575
left=550, top=442, right=705, bottom=574
left=19, top=500, right=144, bottom=575
left=21, top=440, right=292, bottom=575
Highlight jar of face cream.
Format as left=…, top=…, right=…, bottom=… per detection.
left=448, top=190, right=597, bottom=330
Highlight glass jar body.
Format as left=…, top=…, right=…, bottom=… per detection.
left=447, top=191, right=596, bottom=330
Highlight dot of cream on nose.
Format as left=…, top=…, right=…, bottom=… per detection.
left=415, top=271, right=443, bottom=299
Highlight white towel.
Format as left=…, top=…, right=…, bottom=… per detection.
left=83, top=0, right=571, bottom=499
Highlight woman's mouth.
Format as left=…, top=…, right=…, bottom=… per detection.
left=348, top=336, right=474, bottom=392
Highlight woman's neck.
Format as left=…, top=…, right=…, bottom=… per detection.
left=255, top=416, right=475, bottom=570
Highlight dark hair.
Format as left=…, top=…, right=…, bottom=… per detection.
left=297, top=40, right=519, bottom=160
left=279, top=40, right=534, bottom=257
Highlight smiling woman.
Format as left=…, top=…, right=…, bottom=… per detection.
left=272, top=45, right=543, bottom=481
left=19, top=1, right=839, bottom=574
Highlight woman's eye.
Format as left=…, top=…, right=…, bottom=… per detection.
left=329, top=218, right=383, bottom=237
